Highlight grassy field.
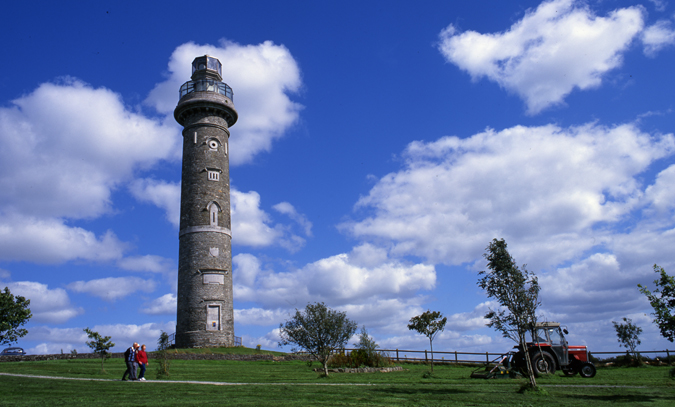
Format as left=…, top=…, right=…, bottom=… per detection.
left=0, top=357, right=673, bottom=406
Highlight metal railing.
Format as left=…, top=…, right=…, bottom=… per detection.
left=179, top=79, right=233, bottom=100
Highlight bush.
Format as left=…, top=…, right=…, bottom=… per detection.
left=327, top=350, right=392, bottom=368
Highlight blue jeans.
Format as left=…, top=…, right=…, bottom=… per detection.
left=138, top=362, right=146, bottom=379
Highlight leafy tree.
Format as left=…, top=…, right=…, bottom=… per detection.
left=156, top=331, right=172, bottom=378
left=279, top=302, right=357, bottom=376
left=478, top=238, right=540, bottom=388
left=407, top=310, right=447, bottom=372
left=83, top=327, right=115, bottom=372
left=354, top=326, right=378, bottom=358
left=638, top=264, right=675, bottom=342
left=0, top=287, right=32, bottom=346
left=352, top=326, right=387, bottom=367
left=612, top=317, right=642, bottom=360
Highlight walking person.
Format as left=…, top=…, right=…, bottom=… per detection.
left=137, top=344, right=149, bottom=381
left=122, top=342, right=139, bottom=381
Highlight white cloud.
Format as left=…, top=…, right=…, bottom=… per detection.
left=233, top=253, right=262, bottom=287
left=647, top=0, right=667, bottom=12
left=234, top=245, right=436, bottom=309
left=232, top=189, right=306, bottom=251
left=273, top=202, right=313, bottom=237
left=0, top=216, right=126, bottom=264
left=0, top=78, right=179, bottom=264
left=145, top=40, right=302, bottom=165
left=645, top=164, right=675, bottom=214
left=642, top=20, right=675, bottom=56
left=344, top=123, right=675, bottom=269
left=234, top=308, right=290, bottom=326
left=117, top=255, right=175, bottom=273
left=0, top=79, right=179, bottom=220
left=141, top=293, right=177, bottom=315
left=438, top=0, right=644, bottom=114
left=25, top=322, right=176, bottom=354
left=129, top=179, right=181, bottom=227
left=67, top=277, right=157, bottom=301
left=5, top=281, right=83, bottom=324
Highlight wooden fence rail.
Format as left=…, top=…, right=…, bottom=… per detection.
left=314, top=348, right=674, bottom=365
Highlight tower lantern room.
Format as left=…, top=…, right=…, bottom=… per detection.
left=191, top=55, right=223, bottom=81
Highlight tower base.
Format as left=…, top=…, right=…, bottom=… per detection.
left=175, top=330, right=234, bottom=348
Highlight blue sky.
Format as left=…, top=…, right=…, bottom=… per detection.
left=2, top=0, right=675, bottom=355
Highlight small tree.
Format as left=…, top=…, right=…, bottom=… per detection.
left=478, top=238, right=540, bottom=389
left=638, top=264, right=675, bottom=342
left=156, top=331, right=171, bottom=378
left=352, top=326, right=386, bottom=367
left=612, top=317, right=642, bottom=361
left=407, top=310, right=447, bottom=372
left=83, top=328, right=115, bottom=372
left=0, top=287, right=32, bottom=346
left=279, top=302, right=357, bottom=376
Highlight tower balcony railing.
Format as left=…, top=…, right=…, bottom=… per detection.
left=179, top=79, right=234, bottom=100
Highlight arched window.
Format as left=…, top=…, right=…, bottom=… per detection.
left=207, top=202, right=221, bottom=226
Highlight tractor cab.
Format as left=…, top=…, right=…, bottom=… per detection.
left=511, top=321, right=596, bottom=378
left=529, top=322, right=569, bottom=367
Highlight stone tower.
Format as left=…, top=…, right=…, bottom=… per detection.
left=174, top=55, right=238, bottom=348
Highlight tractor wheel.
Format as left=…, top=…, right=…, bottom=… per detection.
left=562, top=368, right=577, bottom=376
left=579, top=362, right=596, bottom=378
left=532, top=352, right=556, bottom=376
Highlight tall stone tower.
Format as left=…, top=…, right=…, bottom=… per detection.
left=174, top=55, right=237, bottom=348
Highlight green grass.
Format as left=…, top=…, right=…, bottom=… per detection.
left=0, top=359, right=673, bottom=406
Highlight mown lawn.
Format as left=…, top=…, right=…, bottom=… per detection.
left=0, top=359, right=673, bottom=406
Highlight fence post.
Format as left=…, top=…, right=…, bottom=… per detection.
left=486, top=352, right=489, bottom=365
left=425, top=350, right=428, bottom=362
left=455, top=351, right=458, bottom=363
left=396, top=349, right=399, bottom=362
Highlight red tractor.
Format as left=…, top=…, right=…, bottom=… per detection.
left=511, top=322, right=596, bottom=378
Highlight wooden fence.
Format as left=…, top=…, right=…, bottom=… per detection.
left=324, top=348, right=675, bottom=365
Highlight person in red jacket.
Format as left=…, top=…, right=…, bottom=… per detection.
left=136, top=344, right=149, bottom=381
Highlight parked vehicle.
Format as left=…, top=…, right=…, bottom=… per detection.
left=511, top=322, right=596, bottom=378
left=1, top=347, right=26, bottom=356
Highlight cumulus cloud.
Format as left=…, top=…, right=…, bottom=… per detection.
left=145, top=40, right=302, bottom=165
left=344, top=123, right=675, bottom=269
left=0, top=79, right=178, bottom=220
left=234, top=308, right=290, bottom=326
left=141, top=293, right=177, bottom=315
left=129, top=178, right=182, bottom=227
left=642, top=20, right=675, bottom=56
left=438, top=0, right=644, bottom=114
left=5, top=281, right=83, bottom=323
left=0, top=77, right=180, bottom=264
left=117, top=255, right=175, bottom=273
left=67, top=277, right=156, bottom=301
left=0, top=215, right=126, bottom=264
left=232, top=189, right=306, bottom=251
left=25, top=322, right=176, bottom=354
left=233, top=244, right=436, bottom=309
